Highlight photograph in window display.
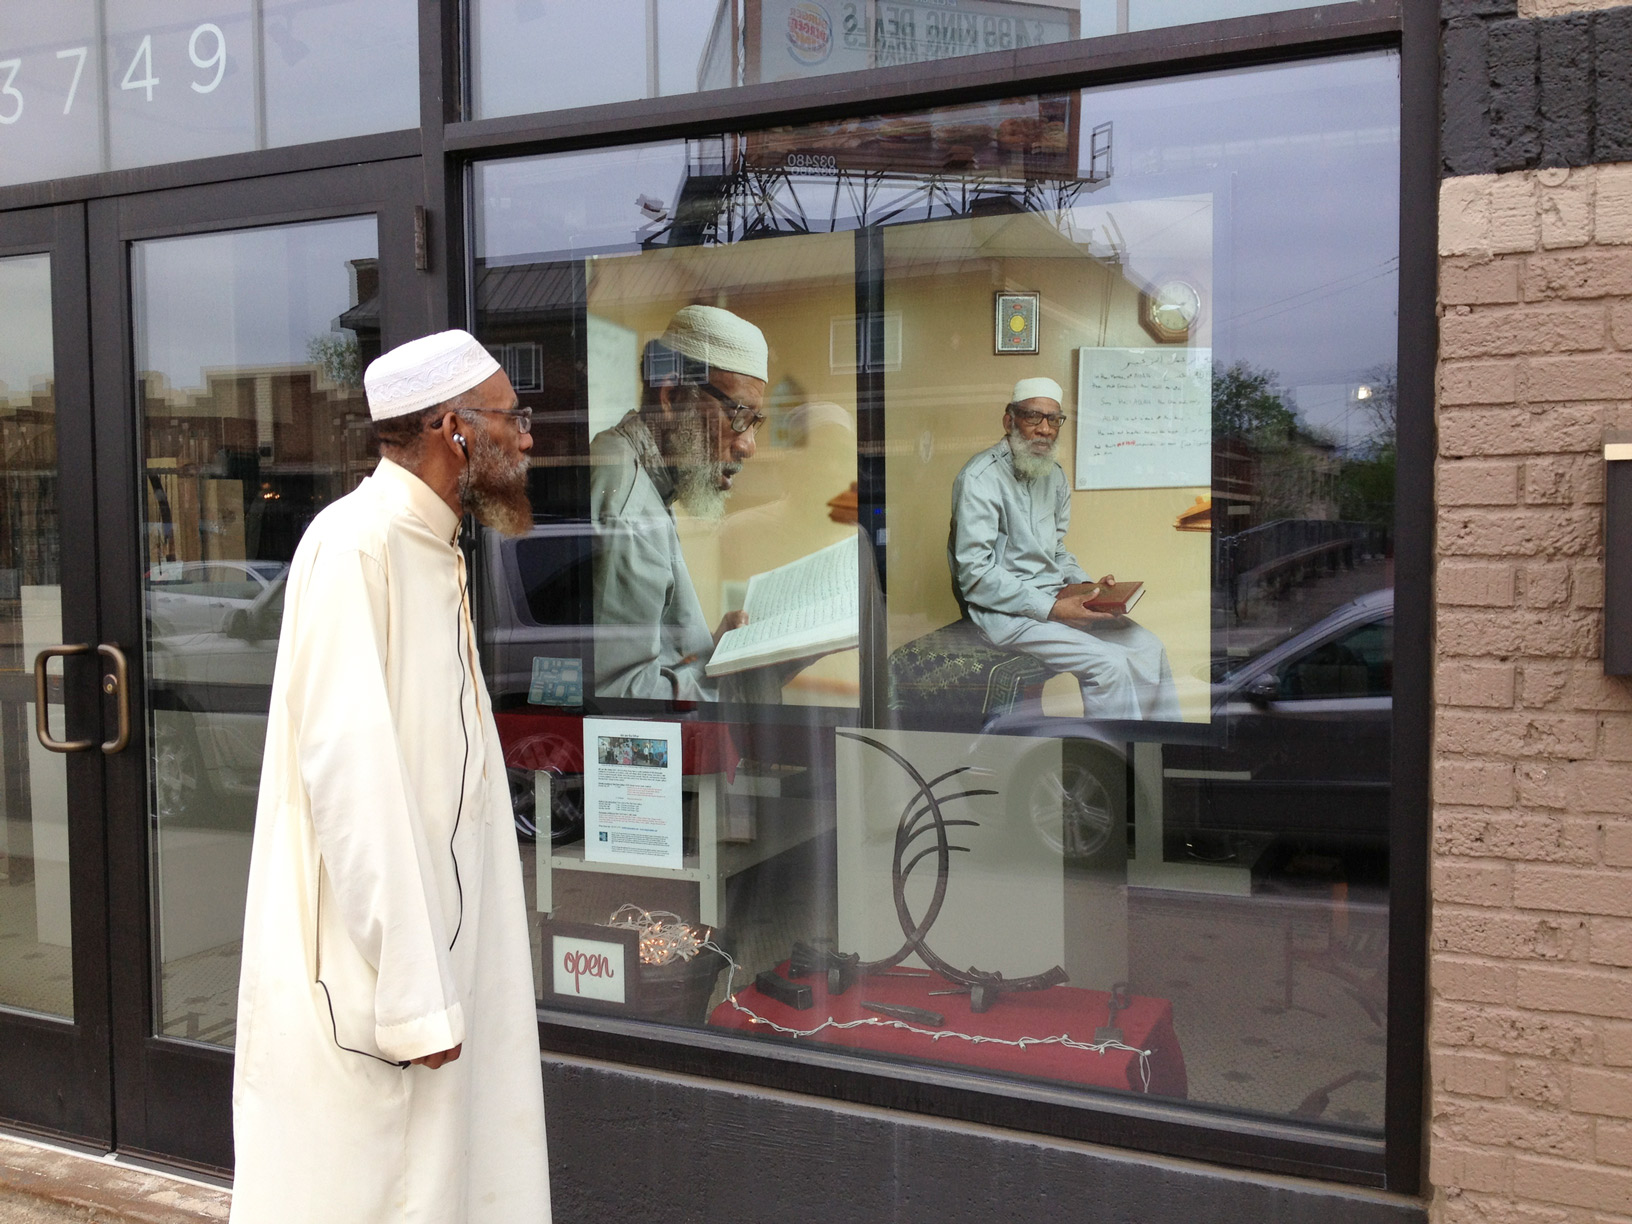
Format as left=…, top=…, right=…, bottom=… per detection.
left=950, top=376, right=1179, bottom=721
left=591, top=304, right=806, bottom=702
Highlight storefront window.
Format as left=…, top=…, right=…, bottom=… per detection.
left=474, top=49, right=1399, bottom=1135
left=0, top=0, right=418, bottom=188
left=470, top=0, right=1357, bottom=119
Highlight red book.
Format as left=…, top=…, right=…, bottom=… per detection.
left=1059, top=580, right=1145, bottom=615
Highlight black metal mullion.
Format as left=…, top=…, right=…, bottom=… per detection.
left=1383, top=0, right=1437, bottom=1198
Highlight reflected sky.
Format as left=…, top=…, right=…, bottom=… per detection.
left=133, top=216, right=376, bottom=396
left=0, top=256, right=54, bottom=404
left=477, top=51, right=1399, bottom=422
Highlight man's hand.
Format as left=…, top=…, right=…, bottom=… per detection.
left=409, top=1043, right=462, bottom=1070
left=1049, top=594, right=1117, bottom=626
left=714, top=610, right=748, bottom=646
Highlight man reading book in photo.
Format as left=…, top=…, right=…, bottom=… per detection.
left=590, top=304, right=791, bottom=701
left=948, top=376, right=1179, bottom=720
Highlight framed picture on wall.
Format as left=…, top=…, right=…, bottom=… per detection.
left=994, top=291, right=1040, bottom=354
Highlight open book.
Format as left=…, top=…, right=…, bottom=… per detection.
left=705, top=535, right=859, bottom=677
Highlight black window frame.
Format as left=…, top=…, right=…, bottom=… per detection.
left=0, top=0, right=1434, bottom=1193
left=449, top=0, right=1435, bottom=1195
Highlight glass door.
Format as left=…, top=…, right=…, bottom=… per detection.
left=90, top=162, right=430, bottom=1167
left=0, top=203, right=113, bottom=1143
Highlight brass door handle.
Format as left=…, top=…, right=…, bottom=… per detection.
left=33, top=644, right=94, bottom=753
left=98, top=643, right=130, bottom=754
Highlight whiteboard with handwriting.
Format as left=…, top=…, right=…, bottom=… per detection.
left=1074, top=347, right=1212, bottom=490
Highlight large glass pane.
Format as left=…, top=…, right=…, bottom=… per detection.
left=0, top=254, right=72, bottom=1020
left=0, top=1, right=417, bottom=188
left=135, top=217, right=378, bottom=1045
left=471, top=0, right=1355, bottom=119
left=476, top=49, right=1398, bottom=1138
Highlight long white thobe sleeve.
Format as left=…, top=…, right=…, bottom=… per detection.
left=230, top=458, right=549, bottom=1224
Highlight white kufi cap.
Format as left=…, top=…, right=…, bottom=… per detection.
left=1012, top=377, right=1064, bottom=406
left=659, top=305, right=768, bottom=383
left=363, top=329, right=502, bottom=421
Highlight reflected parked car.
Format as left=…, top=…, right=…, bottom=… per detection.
left=982, top=589, right=1394, bottom=860
left=146, top=560, right=288, bottom=636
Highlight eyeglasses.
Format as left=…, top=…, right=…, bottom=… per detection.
left=1011, top=407, right=1068, bottom=429
left=471, top=406, right=533, bottom=434
left=696, top=382, right=767, bottom=435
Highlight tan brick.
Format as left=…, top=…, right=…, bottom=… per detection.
left=1443, top=461, right=1524, bottom=505
left=1443, top=306, right=1607, bottom=359
left=1526, top=458, right=1585, bottom=506
left=1527, top=249, right=1632, bottom=301
left=1599, top=1119, right=1632, bottom=1168
left=1444, top=175, right=1495, bottom=257
left=1437, top=711, right=1599, bottom=758
left=1441, top=563, right=1519, bottom=607
left=1437, top=812, right=1599, bottom=864
left=1440, top=1098, right=1592, bottom=1158
left=1437, top=954, right=1520, bottom=1004
left=1590, top=918, right=1632, bottom=968
left=1609, top=300, right=1632, bottom=350
left=1438, top=760, right=1518, bottom=807
left=1606, top=822, right=1632, bottom=867
left=1606, top=1022, right=1632, bottom=1067
left=1520, top=665, right=1573, bottom=710
left=1439, top=1002, right=1598, bottom=1061
left=1571, top=669, right=1632, bottom=711
left=1517, top=761, right=1572, bottom=809
left=1445, top=257, right=1524, bottom=306
left=1516, top=963, right=1632, bottom=1017
left=1437, top=610, right=1598, bottom=659
left=1437, top=507, right=1599, bottom=557
left=1442, top=662, right=1518, bottom=708
left=1512, top=1155, right=1632, bottom=1211
left=1540, top=170, right=1595, bottom=250
left=1579, top=563, right=1608, bottom=610
left=1439, top=1048, right=1512, bottom=1098
left=1574, top=1068, right=1632, bottom=1119
left=1436, top=858, right=1516, bottom=906
left=1493, top=175, right=1542, bottom=255
left=1599, top=164, right=1632, bottom=245
left=1516, top=868, right=1632, bottom=917
left=1602, top=723, right=1632, bottom=762
left=1440, top=406, right=1605, bottom=455
left=1434, top=1141, right=1513, bottom=1193
left=1522, top=355, right=1632, bottom=402
left=1528, top=2, right=1632, bottom=21
left=1523, top=565, right=1577, bottom=608
left=1576, top=764, right=1632, bottom=814
left=1442, top=361, right=1521, bottom=407
left=1434, top=908, right=1583, bottom=960
left=1439, top=1189, right=1570, bottom=1224
left=1512, top=1059, right=1570, bottom=1108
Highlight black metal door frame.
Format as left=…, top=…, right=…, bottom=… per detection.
left=0, top=202, right=114, bottom=1146
left=86, top=158, right=436, bottom=1171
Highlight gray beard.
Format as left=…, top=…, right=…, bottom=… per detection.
left=1007, top=427, right=1059, bottom=483
left=669, top=408, right=734, bottom=521
left=458, top=424, right=532, bottom=537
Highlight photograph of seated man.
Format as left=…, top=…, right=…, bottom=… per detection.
left=590, top=303, right=781, bottom=702
left=949, top=376, right=1180, bottom=721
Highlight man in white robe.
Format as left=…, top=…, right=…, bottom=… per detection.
left=230, top=330, right=551, bottom=1223
left=949, top=377, right=1180, bottom=720
left=589, top=305, right=766, bottom=701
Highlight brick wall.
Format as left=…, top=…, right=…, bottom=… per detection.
left=1435, top=162, right=1632, bottom=1221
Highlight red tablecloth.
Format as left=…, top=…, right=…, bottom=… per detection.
left=494, top=711, right=739, bottom=781
left=708, top=963, right=1186, bottom=1098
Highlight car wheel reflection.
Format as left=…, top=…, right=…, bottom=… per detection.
left=507, top=765, right=586, bottom=846
left=151, top=715, right=205, bottom=823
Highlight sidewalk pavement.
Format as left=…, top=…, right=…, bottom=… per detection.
left=0, top=1134, right=229, bottom=1223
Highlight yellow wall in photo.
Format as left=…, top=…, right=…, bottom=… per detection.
left=881, top=212, right=1212, bottom=721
